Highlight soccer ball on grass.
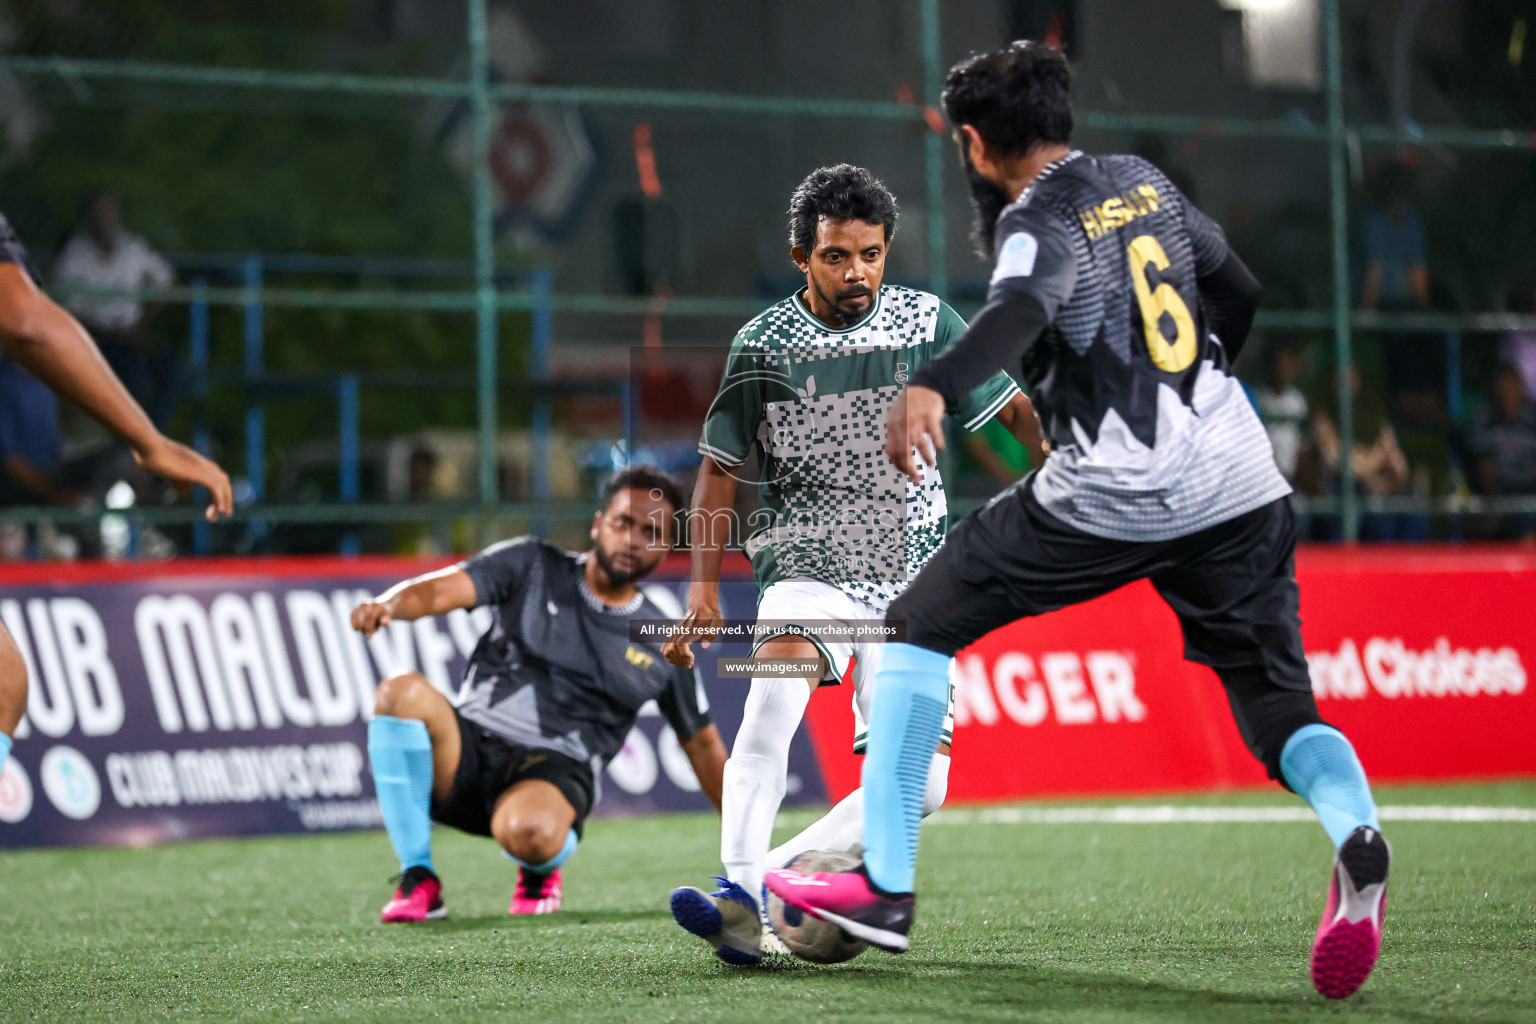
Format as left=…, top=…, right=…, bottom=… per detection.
left=765, top=850, right=870, bottom=964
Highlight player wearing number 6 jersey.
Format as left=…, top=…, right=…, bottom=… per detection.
left=768, top=42, right=1390, bottom=1001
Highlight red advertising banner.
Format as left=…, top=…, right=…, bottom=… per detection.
left=803, top=546, right=1536, bottom=803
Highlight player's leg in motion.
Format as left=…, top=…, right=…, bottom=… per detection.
left=766, top=643, right=951, bottom=867
left=765, top=751, right=949, bottom=867
left=1157, top=497, right=1387, bottom=999
left=766, top=492, right=1074, bottom=953
left=1227, top=670, right=1387, bottom=998
left=489, top=780, right=578, bottom=915
left=672, top=637, right=816, bottom=965
left=0, top=623, right=28, bottom=769
left=369, top=671, right=460, bottom=923
left=766, top=580, right=987, bottom=952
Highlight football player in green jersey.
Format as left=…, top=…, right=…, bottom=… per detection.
left=664, top=164, right=1043, bottom=965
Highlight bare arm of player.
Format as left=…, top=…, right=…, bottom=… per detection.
left=885, top=385, right=947, bottom=485
left=0, top=263, right=233, bottom=520
left=660, top=455, right=736, bottom=668
left=679, top=722, right=727, bottom=813
left=991, top=391, right=1048, bottom=468
left=351, top=567, right=478, bottom=637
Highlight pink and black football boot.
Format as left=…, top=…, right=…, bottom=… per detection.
left=510, top=867, right=563, bottom=915
left=380, top=865, right=447, bottom=923
left=1312, top=825, right=1391, bottom=999
left=764, top=862, right=914, bottom=953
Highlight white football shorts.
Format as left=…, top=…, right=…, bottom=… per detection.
left=750, top=578, right=955, bottom=753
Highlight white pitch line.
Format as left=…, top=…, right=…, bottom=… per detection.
left=924, top=804, right=1536, bottom=825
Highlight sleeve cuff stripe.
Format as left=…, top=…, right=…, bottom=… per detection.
left=698, top=442, right=746, bottom=467
left=962, top=383, right=1022, bottom=431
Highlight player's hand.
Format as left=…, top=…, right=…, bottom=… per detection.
left=662, top=588, right=724, bottom=668
left=885, top=385, right=947, bottom=485
left=133, top=437, right=234, bottom=522
left=351, top=598, right=395, bottom=637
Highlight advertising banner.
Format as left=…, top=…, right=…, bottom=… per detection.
left=0, top=558, right=818, bottom=849
left=803, top=547, right=1536, bottom=803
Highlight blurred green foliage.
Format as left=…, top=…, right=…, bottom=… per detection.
left=0, top=0, right=534, bottom=487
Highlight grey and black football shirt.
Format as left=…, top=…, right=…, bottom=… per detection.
left=988, top=151, right=1290, bottom=540
left=454, top=537, right=710, bottom=772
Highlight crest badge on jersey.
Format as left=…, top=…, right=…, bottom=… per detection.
left=991, top=231, right=1040, bottom=283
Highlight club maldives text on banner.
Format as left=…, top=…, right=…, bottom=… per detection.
left=803, top=546, right=1536, bottom=803
left=0, top=557, right=820, bottom=849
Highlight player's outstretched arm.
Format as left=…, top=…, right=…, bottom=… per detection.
left=351, top=567, right=477, bottom=637
left=0, top=263, right=232, bottom=520
left=661, top=456, right=736, bottom=668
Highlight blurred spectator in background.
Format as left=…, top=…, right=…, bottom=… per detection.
left=1360, top=164, right=1429, bottom=315
left=1308, top=366, right=1427, bottom=542
left=0, top=355, right=75, bottom=508
left=54, top=191, right=186, bottom=430
left=1359, top=163, right=1443, bottom=425
left=1465, top=364, right=1536, bottom=540
left=1501, top=284, right=1536, bottom=399
left=1250, top=341, right=1310, bottom=486
left=0, top=356, right=85, bottom=560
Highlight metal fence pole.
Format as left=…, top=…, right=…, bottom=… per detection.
left=1324, top=0, right=1356, bottom=541
left=468, top=0, right=499, bottom=542
left=921, top=0, right=947, bottom=301
left=338, top=373, right=360, bottom=555
left=190, top=278, right=211, bottom=557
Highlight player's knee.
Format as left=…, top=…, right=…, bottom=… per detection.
left=496, top=815, right=565, bottom=864
left=1220, top=666, right=1327, bottom=785
left=886, top=590, right=957, bottom=658
left=373, top=672, right=434, bottom=720
left=732, top=678, right=809, bottom=762
left=0, top=631, right=29, bottom=735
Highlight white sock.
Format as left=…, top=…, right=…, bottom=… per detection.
left=923, top=752, right=950, bottom=816
left=767, top=787, right=865, bottom=866
left=766, top=752, right=950, bottom=867
left=721, top=676, right=812, bottom=899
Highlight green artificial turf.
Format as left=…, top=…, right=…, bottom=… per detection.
left=3, top=781, right=1533, bottom=1023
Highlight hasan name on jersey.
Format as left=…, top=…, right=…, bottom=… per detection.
left=990, top=151, right=1289, bottom=540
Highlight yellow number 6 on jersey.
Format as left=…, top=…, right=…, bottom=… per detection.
left=1127, top=234, right=1197, bottom=373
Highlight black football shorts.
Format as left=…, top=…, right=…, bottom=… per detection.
left=888, top=476, right=1311, bottom=694
left=430, top=708, right=595, bottom=839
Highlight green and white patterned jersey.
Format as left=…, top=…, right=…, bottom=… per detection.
left=699, top=284, right=1021, bottom=611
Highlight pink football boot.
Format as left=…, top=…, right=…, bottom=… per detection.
left=1312, top=825, right=1391, bottom=999
left=764, top=862, right=914, bottom=953
left=380, top=866, right=446, bottom=923
left=510, top=867, right=563, bottom=915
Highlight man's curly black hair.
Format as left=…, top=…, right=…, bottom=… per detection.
left=941, top=40, right=1074, bottom=157
left=787, top=164, right=899, bottom=254
left=599, top=465, right=686, bottom=542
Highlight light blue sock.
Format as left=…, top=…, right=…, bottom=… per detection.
left=502, top=828, right=578, bottom=873
left=1280, top=723, right=1380, bottom=849
left=862, top=643, right=950, bottom=895
left=368, top=715, right=436, bottom=873
left=0, top=732, right=11, bottom=764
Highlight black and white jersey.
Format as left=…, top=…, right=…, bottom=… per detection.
left=991, top=151, right=1289, bottom=540
left=454, top=537, right=710, bottom=771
